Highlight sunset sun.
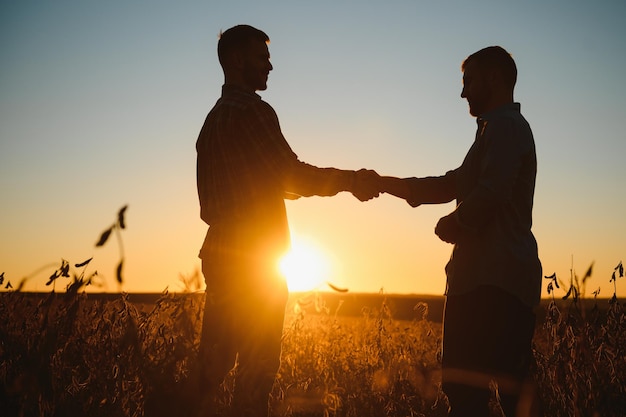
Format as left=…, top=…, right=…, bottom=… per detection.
left=279, top=237, right=330, bottom=292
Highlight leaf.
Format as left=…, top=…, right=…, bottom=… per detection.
left=96, top=227, right=113, bottom=247
left=582, top=262, right=594, bottom=283
left=327, top=281, right=348, bottom=293
left=46, top=270, right=59, bottom=286
left=562, top=285, right=572, bottom=300
left=75, top=257, right=93, bottom=268
left=0, top=272, right=4, bottom=285
left=86, top=271, right=98, bottom=286
left=544, top=273, right=559, bottom=287
left=116, top=260, right=124, bottom=284
left=60, top=260, right=70, bottom=277
left=117, top=205, right=128, bottom=229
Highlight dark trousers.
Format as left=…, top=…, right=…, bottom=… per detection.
left=198, top=257, right=288, bottom=417
left=442, top=285, right=536, bottom=417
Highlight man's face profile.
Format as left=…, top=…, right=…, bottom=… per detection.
left=241, top=40, right=273, bottom=92
left=461, top=61, right=492, bottom=117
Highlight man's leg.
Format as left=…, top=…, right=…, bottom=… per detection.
left=485, top=287, right=536, bottom=417
left=197, top=261, right=240, bottom=417
left=442, top=286, right=535, bottom=417
left=231, top=273, right=288, bottom=417
left=442, top=291, right=491, bottom=417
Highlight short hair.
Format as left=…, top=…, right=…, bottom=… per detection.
left=462, top=46, right=517, bottom=90
left=217, top=25, right=269, bottom=67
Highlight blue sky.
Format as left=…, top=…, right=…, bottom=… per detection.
left=1, top=1, right=625, bottom=297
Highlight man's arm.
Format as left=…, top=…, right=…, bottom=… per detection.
left=255, top=116, right=379, bottom=201
left=286, top=162, right=379, bottom=202
left=373, top=172, right=457, bottom=207
left=247, top=101, right=380, bottom=201
left=376, top=176, right=413, bottom=201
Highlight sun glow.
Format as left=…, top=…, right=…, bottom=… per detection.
left=279, top=237, right=330, bottom=292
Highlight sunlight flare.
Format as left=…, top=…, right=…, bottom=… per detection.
left=279, top=236, right=330, bottom=292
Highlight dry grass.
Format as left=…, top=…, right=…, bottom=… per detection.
left=532, top=261, right=626, bottom=417
left=0, top=260, right=624, bottom=416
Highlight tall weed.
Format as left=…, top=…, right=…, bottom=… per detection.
left=1, top=241, right=624, bottom=416
left=533, top=262, right=625, bottom=416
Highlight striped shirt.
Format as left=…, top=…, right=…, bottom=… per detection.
left=196, top=84, right=353, bottom=261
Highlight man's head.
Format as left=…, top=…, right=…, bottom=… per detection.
left=460, top=46, right=517, bottom=117
left=217, top=25, right=273, bottom=92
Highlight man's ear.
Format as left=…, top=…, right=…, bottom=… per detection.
left=222, top=50, right=244, bottom=72
left=485, top=67, right=500, bottom=83
left=488, top=68, right=507, bottom=89
left=230, top=50, right=245, bottom=70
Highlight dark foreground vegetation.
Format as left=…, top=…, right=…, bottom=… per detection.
left=0, top=261, right=624, bottom=416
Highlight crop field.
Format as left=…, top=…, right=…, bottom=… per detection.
left=1, top=263, right=625, bottom=417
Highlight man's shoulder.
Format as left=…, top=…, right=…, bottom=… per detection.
left=218, top=93, right=255, bottom=111
left=482, top=103, right=520, bottom=120
left=216, top=90, right=276, bottom=118
left=481, top=105, right=534, bottom=152
left=484, top=104, right=530, bottom=128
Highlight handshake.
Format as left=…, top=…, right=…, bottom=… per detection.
left=350, top=169, right=383, bottom=202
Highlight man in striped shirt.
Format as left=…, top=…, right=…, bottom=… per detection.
left=195, top=25, right=378, bottom=417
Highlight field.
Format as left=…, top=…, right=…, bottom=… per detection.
left=1, top=268, right=625, bottom=417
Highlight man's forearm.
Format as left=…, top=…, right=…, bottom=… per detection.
left=284, top=161, right=354, bottom=197
left=378, top=176, right=414, bottom=201
left=378, top=173, right=456, bottom=207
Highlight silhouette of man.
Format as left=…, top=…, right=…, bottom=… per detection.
left=195, top=25, right=379, bottom=417
left=376, top=46, right=541, bottom=416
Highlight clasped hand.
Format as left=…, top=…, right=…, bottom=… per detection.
left=435, top=212, right=461, bottom=244
left=351, top=169, right=381, bottom=202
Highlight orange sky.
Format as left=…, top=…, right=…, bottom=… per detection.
left=1, top=1, right=625, bottom=299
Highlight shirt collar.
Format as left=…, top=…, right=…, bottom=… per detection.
left=477, top=102, right=521, bottom=125
left=221, top=84, right=261, bottom=100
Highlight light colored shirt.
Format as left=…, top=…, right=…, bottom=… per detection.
left=407, top=103, right=542, bottom=307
